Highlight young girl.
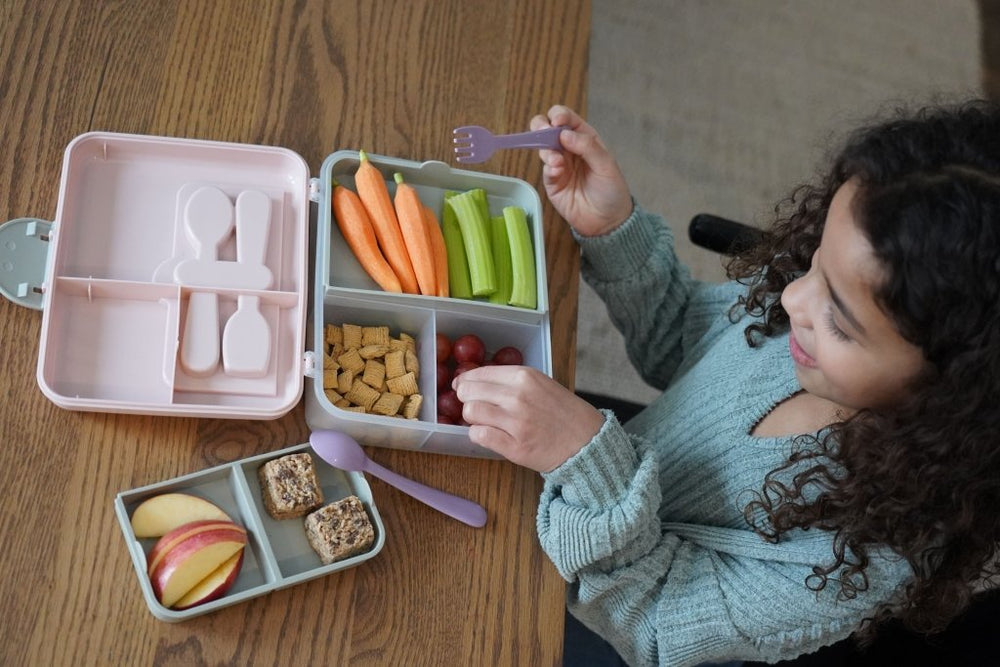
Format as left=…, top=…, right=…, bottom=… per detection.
left=452, top=101, right=1000, bottom=665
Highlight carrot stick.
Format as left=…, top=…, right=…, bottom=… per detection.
left=354, top=151, right=419, bottom=294
left=331, top=180, right=403, bottom=293
left=422, top=204, right=449, bottom=298
left=392, top=172, right=437, bottom=296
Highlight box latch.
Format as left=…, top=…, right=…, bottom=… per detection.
left=302, top=350, right=317, bottom=378
left=308, top=177, right=322, bottom=203
left=0, top=217, right=52, bottom=310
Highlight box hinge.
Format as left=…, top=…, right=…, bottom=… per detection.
left=308, top=177, right=322, bottom=203
left=0, top=217, right=53, bottom=310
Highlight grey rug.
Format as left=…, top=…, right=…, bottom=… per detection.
left=578, top=0, right=981, bottom=404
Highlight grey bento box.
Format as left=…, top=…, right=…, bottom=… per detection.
left=3, top=132, right=552, bottom=458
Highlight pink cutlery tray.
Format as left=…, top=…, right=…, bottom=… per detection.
left=28, top=132, right=311, bottom=418
left=3, top=132, right=552, bottom=455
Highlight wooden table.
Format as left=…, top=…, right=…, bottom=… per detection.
left=0, top=1, right=588, bottom=664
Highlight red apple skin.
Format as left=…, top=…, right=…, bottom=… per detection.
left=146, top=520, right=242, bottom=576
left=171, top=549, right=245, bottom=610
left=149, top=524, right=247, bottom=607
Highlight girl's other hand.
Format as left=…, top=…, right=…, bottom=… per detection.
left=453, top=364, right=605, bottom=473
left=531, top=105, right=634, bottom=237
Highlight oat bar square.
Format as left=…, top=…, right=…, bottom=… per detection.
left=258, top=453, right=324, bottom=520
left=304, top=496, right=375, bottom=565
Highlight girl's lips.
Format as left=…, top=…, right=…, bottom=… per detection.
left=789, top=333, right=818, bottom=368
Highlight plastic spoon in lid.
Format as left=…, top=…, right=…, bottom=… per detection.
left=222, top=190, right=273, bottom=378
left=180, top=186, right=234, bottom=377
left=310, top=430, right=487, bottom=528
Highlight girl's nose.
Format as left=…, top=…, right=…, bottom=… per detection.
left=781, top=274, right=812, bottom=329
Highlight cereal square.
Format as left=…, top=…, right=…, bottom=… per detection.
left=258, top=453, right=324, bottom=520
left=305, top=496, right=375, bottom=565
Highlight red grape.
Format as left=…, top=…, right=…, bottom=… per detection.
left=436, top=333, right=452, bottom=363
left=452, top=334, right=486, bottom=364
left=491, top=346, right=523, bottom=365
left=437, top=414, right=456, bottom=425
left=437, top=389, right=464, bottom=420
left=452, top=360, right=479, bottom=379
left=436, top=361, right=452, bottom=392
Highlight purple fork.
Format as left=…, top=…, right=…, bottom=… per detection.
left=452, top=125, right=565, bottom=164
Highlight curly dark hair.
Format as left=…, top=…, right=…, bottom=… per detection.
left=731, top=100, right=1000, bottom=635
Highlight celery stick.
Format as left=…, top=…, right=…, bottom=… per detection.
left=441, top=191, right=473, bottom=299
left=503, top=206, right=537, bottom=309
left=471, top=188, right=493, bottom=251
left=489, top=215, right=513, bottom=305
left=447, top=190, right=496, bottom=296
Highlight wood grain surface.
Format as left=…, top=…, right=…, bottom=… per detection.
left=0, top=1, right=589, bottom=664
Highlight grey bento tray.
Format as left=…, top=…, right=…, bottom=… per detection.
left=114, top=442, right=385, bottom=621
left=304, top=150, right=551, bottom=458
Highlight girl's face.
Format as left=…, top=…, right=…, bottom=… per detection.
left=781, top=180, right=927, bottom=412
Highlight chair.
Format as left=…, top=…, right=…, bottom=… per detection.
left=687, top=212, right=766, bottom=255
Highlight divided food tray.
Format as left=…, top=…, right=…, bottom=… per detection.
left=114, top=442, right=385, bottom=621
left=307, top=150, right=551, bottom=457
left=3, top=131, right=551, bottom=458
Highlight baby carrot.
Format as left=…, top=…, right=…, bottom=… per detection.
left=331, top=180, right=402, bottom=293
left=423, top=204, right=450, bottom=298
left=393, top=172, right=437, bottom=296
left=354, top=151, right=419, bottom=294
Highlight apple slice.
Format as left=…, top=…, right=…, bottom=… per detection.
left=149, top=523, right=248, bottom=608
left=172, top=549, right=245, bottom=610
left=147, top=520, right=243, bottom=576
left=131, top=493, right=231, bottom=538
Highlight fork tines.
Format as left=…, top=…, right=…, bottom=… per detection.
left=452, top=127, right=477, bottom=162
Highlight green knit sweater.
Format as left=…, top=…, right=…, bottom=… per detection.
left=538, top=204, right=911, bottom=666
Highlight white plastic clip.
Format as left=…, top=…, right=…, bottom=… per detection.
left=308, top=177, right=322, bottom=203
left=25, top=220, right=50, bottom=242
left=302, top=350, right=316, bottom=377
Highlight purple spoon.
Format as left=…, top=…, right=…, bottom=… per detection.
left=310, top=430, right=488, bottom=528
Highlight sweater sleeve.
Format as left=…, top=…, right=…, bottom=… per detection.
left=574, top=203, right=740, bottom=390
left=538, top=413, right=911, bottom=667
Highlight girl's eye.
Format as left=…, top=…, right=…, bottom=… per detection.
left=824, top=310, right=850, bottom=342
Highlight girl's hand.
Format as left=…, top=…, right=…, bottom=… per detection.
left=453, top=364, right=605, bottom=473
left=530, top=105, right=634, bottom=237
